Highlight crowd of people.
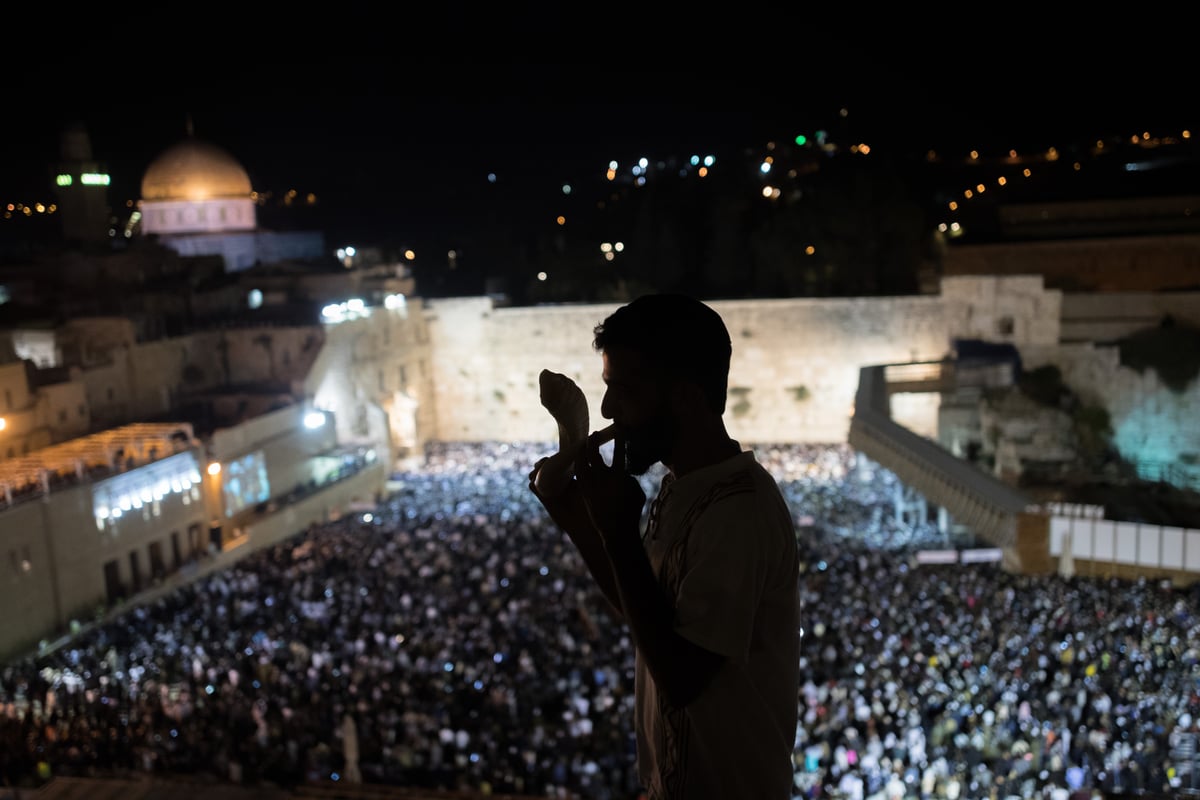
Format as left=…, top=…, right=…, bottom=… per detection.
left=2, top=440, right=1199, bottom=799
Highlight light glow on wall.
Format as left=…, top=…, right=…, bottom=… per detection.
left=93, top=452, right=203, bottom=530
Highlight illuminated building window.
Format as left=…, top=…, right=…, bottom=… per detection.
left=92, top=452, right=204, bottom=531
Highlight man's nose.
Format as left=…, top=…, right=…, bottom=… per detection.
left=600, top=391, right=614, bottom=420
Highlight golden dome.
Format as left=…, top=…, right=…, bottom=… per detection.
left=140, top=138, right=252, bottom=202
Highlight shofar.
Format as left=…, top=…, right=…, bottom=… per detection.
left=534, top=369, right=589, bottom=497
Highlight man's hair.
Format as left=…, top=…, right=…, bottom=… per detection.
left=593, top=293, right=732, bottom=414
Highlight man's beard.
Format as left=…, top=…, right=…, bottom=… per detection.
left=622, top=413, right=675, bottom=476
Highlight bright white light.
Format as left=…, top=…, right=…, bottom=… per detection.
left=760, top=161, right=772, bottom=174
left=345, top=246, right=357, bottom=257
left=690, top=155, right=700, bottom=165
left=561, top=184, right=571, bottom=195
left=384, top=293, right=407, bottom=310
left=207, top=462, right=221, bottom=476
left=304, top=411, right=327, bottom=430
left=248, top=289, right=263, bottom=309
left=638, top=157, right=648, bottom=169
left=537, top=272, right=547, bottom=281
left=704, top=155, right=715, bottom=167
left=321, top=299, right=371, bottom=325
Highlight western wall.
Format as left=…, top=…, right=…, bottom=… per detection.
left=420, top=276, right=1066, bottom=448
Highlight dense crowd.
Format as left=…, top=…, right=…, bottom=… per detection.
left=2, top=441, right=1199, bottom=799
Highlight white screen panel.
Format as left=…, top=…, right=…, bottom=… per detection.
left=1186, top=530, right=1200, bottom=572
left=1113, top=522, right=1132, bottom=566
left=1073, top=519, right=1093, bottom=559
left=1050, top=516, right=1071, bottom=556
left=1094, top=521, right=1115, bottom=562
left=1134, top=524, right=1160, bottom=566
left=1162, top=527, right=1185, bottom=569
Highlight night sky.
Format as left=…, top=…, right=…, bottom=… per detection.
left=4, top=17, right=1194, bottom=254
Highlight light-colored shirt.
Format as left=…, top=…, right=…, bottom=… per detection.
left=635, top=449, right=800, bottom=799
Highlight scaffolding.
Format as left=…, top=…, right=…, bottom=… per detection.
left=0, top=422, right=198, bottom=503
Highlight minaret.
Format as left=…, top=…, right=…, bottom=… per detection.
left=54, top=122, right=112, bottom=246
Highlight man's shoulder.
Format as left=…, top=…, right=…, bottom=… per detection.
left=671, top=452, right=790, bottom=521
left=697, top=459, right=792, bottom=523
left=702, top=454, right=771, bottom=500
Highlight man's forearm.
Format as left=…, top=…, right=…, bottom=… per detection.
left=564, top=527, right=625, bottom=619
left=604, top=533, right=717, bottom=707
left=540, top=488, right=625, bottom=617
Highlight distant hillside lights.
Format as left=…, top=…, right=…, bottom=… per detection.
left=600, top=241, right=624, bottom=262
left=615, top=154, right=717, bottom=184
left=4, top=202, right=56, bottom=219
left=934, top=128, right=1194, bottom=237
left=3, top=171, right=108, bottom=222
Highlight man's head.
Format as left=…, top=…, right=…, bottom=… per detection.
left=592, top=293, right=732, bottom=474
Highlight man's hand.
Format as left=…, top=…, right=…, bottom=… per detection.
left=573, top=431, right=645, bottom=550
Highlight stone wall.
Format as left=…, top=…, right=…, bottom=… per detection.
left=1060, top=290, right=1200, bottom=343
left=1023, top=342, right=1200, bottom=486
left=305, top=300, right=436, bottom=460
left=423, top=287, right=998, bottom=445
left=415, top=277, right=1200, bottom=483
